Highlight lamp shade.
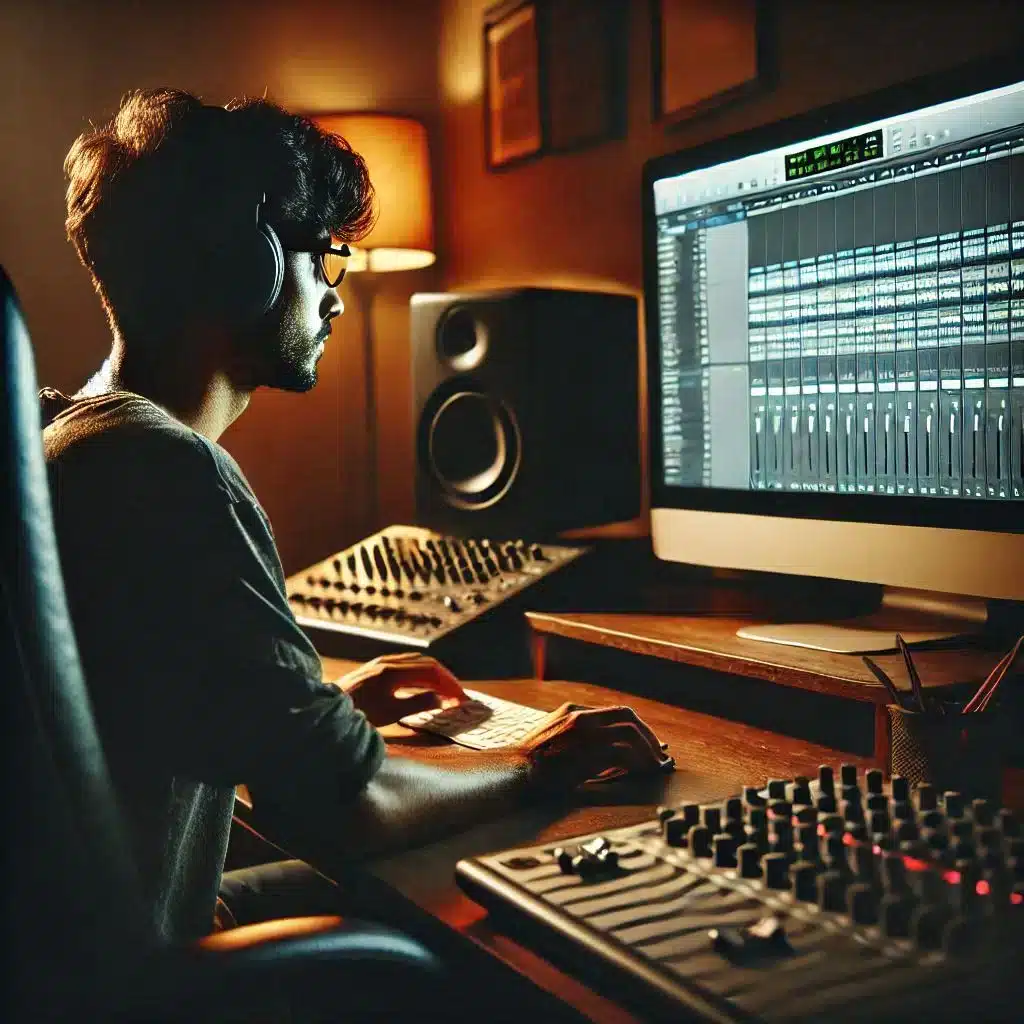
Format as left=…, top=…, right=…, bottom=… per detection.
left=314, top=113, right=435, bottom=273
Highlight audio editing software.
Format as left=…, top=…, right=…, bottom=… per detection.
left=653, top=81, right=1024, bottom=500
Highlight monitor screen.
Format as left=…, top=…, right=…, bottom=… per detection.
left=643, top=57, right=1024, bottom=608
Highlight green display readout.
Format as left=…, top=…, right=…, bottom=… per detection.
left=784, top=130, right=883, bottom=181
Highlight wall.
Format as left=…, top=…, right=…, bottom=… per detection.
left=0, top=0, right=441, bottom=573
left=435, top=0, right=1024, bottom=533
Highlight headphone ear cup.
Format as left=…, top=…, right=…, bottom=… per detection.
left=251, top=219, right=285, bottom=317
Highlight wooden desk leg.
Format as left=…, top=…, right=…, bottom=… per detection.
left=873, top=704, right=891, bottom=771
left=531, top=631, right=547, bottom=680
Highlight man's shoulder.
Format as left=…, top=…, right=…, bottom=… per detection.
left=42, top=391, right=230, bottom=501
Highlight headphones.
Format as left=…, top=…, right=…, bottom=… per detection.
left=226, top=191, right=285, bottom=322
left=195, top=105, right=286, bottom=323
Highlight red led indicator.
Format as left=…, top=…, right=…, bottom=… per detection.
left=976, top=880, right=991, bottom=896
left=1011, top=893, right=1023, bottom=906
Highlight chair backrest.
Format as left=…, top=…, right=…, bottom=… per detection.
left=0, top=266, right=154, bottom=1018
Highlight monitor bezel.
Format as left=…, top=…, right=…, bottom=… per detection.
left=642, top=51, right=1024, bottom=535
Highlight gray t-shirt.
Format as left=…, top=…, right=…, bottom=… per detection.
left=40, top=389, right=384, bottom=942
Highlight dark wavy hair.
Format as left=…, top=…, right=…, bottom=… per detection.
left=64, top=88, right=376, bottom=341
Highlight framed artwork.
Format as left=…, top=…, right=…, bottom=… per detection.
left=484, top=1, right=544, bottom=170
left=484, top=0, right=628, bottom=171
left=542, top=0, right=628, bottom=155
left=652, top=0, right=774, bottom=126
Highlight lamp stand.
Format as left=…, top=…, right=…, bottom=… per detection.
left=346, top=273, right=380, bottom=535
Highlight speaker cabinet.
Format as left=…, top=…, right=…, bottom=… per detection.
left=410, top=287, right=640, bottom=538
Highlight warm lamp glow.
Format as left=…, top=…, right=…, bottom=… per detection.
left=314, top=113, right=435, bottom=273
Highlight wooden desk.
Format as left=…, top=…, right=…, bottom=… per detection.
left=292, top=658, right=876, bottom=1023
left=526, top=611, right=1010, bottom=767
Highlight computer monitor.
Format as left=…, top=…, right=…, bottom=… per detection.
left=643, top=55, right=1024, bottom=653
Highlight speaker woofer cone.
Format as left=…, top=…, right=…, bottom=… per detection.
left=426, top=391, right=521, bottom=510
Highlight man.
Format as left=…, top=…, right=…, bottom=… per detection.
left=44, top=88, right=671, bottom=944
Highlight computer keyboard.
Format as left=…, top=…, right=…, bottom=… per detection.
left=399, top=688, right=548, bottom=750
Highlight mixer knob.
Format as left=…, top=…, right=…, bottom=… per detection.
left=332, top=558, right=342, bottom=573
left=791, top=861, right=818, bottom=901
left=364, top=585, right=376, bottom=596
left=349, top=601, right=363, bottom=614
left=318, top=577, right=331, bottom=588
left=788, top=780, right=812, bottom=806
left=743, top=786, right=766, bottom=808
left=847, top=823, right=868, bottom=843
left=915, top=783, right=937, bottom=811
left=853, top=843, right=875, bottom=880
left=793, top=805, right=816, bottom=826
left=680, top=803, right=701, bottom=830
left=846, top=882, right=877, bottom=924
left=307, top=596, right=322, bottom=609
left=972, top=799, right=994, bottom=826
left=769, top=822, right=793, bottom=855
left=767, top=779, right=787, bottom=799
left=891, top=800, right=912, bottom=821
left=815, top=793, right=837, bottom=814
left=688, top=825, right=712, bottom=858
left=657, top=806, right=676, bottom=822
left=428, top=615, right=443, bottom=627
left=360, top=547, right=374, bottom=578
left=337, top=599, right=350, bottom=612
left=702, top=806, right=722, bottom=834
left=443, top=595, right=462, bottom=613
left=530, top=544, right=547, bottom=560
left=891, top=776, right=909, bottom=803
left=865, top=768, right=883, bottom=795
left=762, top=852, right=790, bottom=889
left=840, top=763, right=858, bottom=787
left=363, top=604, right=379, bottom=618
left=817, top=870, right=847, bottom=912
left=943, top=791, right=964, bottom=818
left=664, top=817, right=689, bottom=847
left=472, top=592, right=488, bottom=605
left=767, top=799, right=791, bottom=821
left=865, top=793, right=888, bottom=813
left=922, top=829, right=948, bottom=855
left=724, top=797, right=743, bottom=823
left=840, top=785, right=861, bottom=806
left=841, top=800, right=864, bottom=824
left=712, top=834, right=738, bottom=868
left=408, top=590, right=423, bottom=601
left=821, top=813, right=844, bottom=835
left=288, top=592, right=306, bottom=604
left=869, top=809, right=890, bottom=837
left=346, top=553, right=357, bottom=574
left=738, top=843, right=762, bottom=878
left=817, top=765, right=835, bottom=796
left=795, top=824, right=818, bottom=859
left=321, top=597, right=337, bottom=611
left=823, top=833, right=848, bottom=871
left=373, top=546, right=388, bottom=579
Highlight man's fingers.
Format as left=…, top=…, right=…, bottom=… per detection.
left=380, top=663, right=467, bottom=700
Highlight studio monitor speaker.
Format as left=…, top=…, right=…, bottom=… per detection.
left=410, top=287, right=641, bottom=539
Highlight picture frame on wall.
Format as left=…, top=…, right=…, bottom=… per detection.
left=543, top=0, right=628, bottom=155
left=651, top=0, right=774, bottom=126
left=484, top=0, right=629, bottom=171
left=484, top=0, right=544, bottom=170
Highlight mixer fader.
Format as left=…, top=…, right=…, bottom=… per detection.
left=285, top=525, right=587, bottom=654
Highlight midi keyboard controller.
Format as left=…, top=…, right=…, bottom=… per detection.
left=457, top=764, right=1023, bottom=1022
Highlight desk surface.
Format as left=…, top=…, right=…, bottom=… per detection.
left=319, top=656, right=876, bottom=1023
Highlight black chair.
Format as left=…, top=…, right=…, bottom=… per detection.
left=0, top=265, right=445, bottom=1022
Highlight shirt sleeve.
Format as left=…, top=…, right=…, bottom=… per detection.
left=57, top=424, right=385, bottom=804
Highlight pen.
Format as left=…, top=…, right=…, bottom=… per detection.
left=862, top=655, right=906, bottom=708
left=895, top=633, right=926, bottom=712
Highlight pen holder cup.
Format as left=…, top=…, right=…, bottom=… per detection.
left=887, top=705, right=1008, bottom=801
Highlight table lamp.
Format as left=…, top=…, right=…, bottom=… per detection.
left=312, top=113, right=435, bottom=530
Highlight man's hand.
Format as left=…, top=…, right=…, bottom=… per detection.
left=334, top=653, right=468, bottom=727
left=517, top=703, right=674, bottom=790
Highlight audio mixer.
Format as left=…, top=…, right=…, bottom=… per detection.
left=285, top=525, right=587, bottom=658
left=457, top=764, right=1023, bottom=1021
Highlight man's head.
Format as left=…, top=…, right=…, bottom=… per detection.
left=64, top=88, right=375, bottom=392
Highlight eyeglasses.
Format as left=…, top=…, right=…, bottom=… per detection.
left=315, top=243, right=351, bottom=288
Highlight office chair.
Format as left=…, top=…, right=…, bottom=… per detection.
left=0, top=265, right=445, bottom=1022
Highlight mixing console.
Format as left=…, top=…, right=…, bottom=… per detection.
left=457, top=764, right=1023, bottom=1021
left=285, top=525, right=587, bottom=653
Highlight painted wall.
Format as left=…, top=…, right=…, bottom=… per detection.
left=434, top=0, right=1024, bottom=535
left=0, top=0, right=441, bottom=573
